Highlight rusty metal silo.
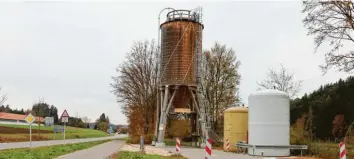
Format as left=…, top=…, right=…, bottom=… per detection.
left=156, top=8, right=207, bottom=147
left=160, top=12, right=203, bottom=87
left=160, top=10, right=203, bottom=109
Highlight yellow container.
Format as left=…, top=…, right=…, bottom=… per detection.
left=223, top=107, right=248, bottom=152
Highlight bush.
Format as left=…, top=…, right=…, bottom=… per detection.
left=127, top=106, right=155, bottom=144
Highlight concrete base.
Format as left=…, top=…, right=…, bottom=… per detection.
left=155, top=142, right=166, bottom=148
left=151, top=141, right=156, bottom=146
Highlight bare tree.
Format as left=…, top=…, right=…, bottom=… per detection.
left=0, top=87, right=7, bottom=105
left=82, top=116, right=90, bottom=128
left=303, top=1, right=354, bottom=73
left=201, top=42, right=241, bottom=134
left=31, top=102, right=50, bottom=136
left=257, top=64, right=302, bottom=98
left=111, top=40, right=158, bottom=136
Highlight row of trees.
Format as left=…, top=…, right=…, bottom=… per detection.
left=30, top=103, right=111, bottom=132
left=0, top=86, right=111, bottom=134
left=0, top=105, right=28, bottom=115
left=31, top=102, right=59, bottom=124
left=95, top=113, right=110, bottom=132
left=291, top=76, right=354, bottom=141
left=0, top=100, right=109, bottom=132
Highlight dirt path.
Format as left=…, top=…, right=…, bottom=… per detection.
left=56, top=140, right=125, bottom=159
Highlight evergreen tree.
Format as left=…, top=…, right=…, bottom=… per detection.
left=291, top=76, right=354, bottom=141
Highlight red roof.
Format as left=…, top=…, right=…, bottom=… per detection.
left=0, top=112, right=44, bottom=122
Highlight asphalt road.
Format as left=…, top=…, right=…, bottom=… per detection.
left=164, top=147, right=257, bottom=159
left=56, top=140, right=125, bottom=159
left=0, top=134, right=127, bottom=150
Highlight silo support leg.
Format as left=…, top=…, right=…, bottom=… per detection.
left=156, top=86, right=169, bottom=147
left=152, top=93, right=159, bottom=146
left=188, top=88, right=200, bottom=115
left=156, top=87, right=177, bottom=147
left=160, top=89, right=164, bottom=116
left=154, top=89, right=164, bottom=145
left=188, top=87, right=208, bottom=147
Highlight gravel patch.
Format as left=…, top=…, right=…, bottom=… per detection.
left=120, top=144, right=174, bottom=156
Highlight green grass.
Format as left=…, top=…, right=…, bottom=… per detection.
left=117, top=151, right=186, bottom=159
left=0, top=139, right=112, bottom=159
left=0, top=124, right=108, bottom=140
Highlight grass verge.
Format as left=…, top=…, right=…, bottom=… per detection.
left=116, top=151, right=187, bottom=159
left=0, top=139, right=112, bottom=159
left=0, top=124, right=108, bottom=142
left=307, top=142, right=354, bottom=159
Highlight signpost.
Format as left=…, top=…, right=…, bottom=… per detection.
left=53, top=125, right=64, bottom=140
left=25, top=113, right=36, bottom=149
left=45, top=117, right=54, bottom=126
left=60, top=110, right=70, bottom=144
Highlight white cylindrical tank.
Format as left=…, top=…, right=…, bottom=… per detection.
left=248, top=89, right=290, bottom=157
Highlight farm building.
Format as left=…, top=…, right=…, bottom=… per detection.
left=0, top=112, right=44, bottom=125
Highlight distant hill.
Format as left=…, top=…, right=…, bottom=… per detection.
left=291, top=76, right=354, bottom=140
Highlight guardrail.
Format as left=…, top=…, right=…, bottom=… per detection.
left=235, top=143, right=308, bottom=157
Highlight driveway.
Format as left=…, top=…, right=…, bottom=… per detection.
left=0, top=134, right=127, bottom=150
left=56, top=140, right=125, bottom=159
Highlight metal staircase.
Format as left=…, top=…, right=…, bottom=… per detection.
left=193, top=6, right=223, bottom=147
left=194, top=6, right=210, bottom=145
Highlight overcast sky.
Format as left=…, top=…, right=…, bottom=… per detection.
left=0, top=1, right=351, bottom=125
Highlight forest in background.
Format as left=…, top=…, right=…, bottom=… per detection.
left=291, top=76, right=354, bottom=143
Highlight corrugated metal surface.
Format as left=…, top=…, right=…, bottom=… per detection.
left=223, top=107, right=248, bottom=152
left=248, top=89, right=290, bottom=157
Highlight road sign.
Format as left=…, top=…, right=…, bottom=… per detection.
left=45, top=117, right=54, bottom=126
left=60, top=110, right=70, bottom=145
left=53, top=125, right=64, bottom=140
left=61, top=109, right=69, bottom=123
left=61, top=109, right=70, bottom=118
left=61, top=117, right=68, bottom=123
left=53, top=125, right=64, bottom=133
left=25, top=113, right=36, bottom=125
left=25, top=113, right=35, bottom=149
